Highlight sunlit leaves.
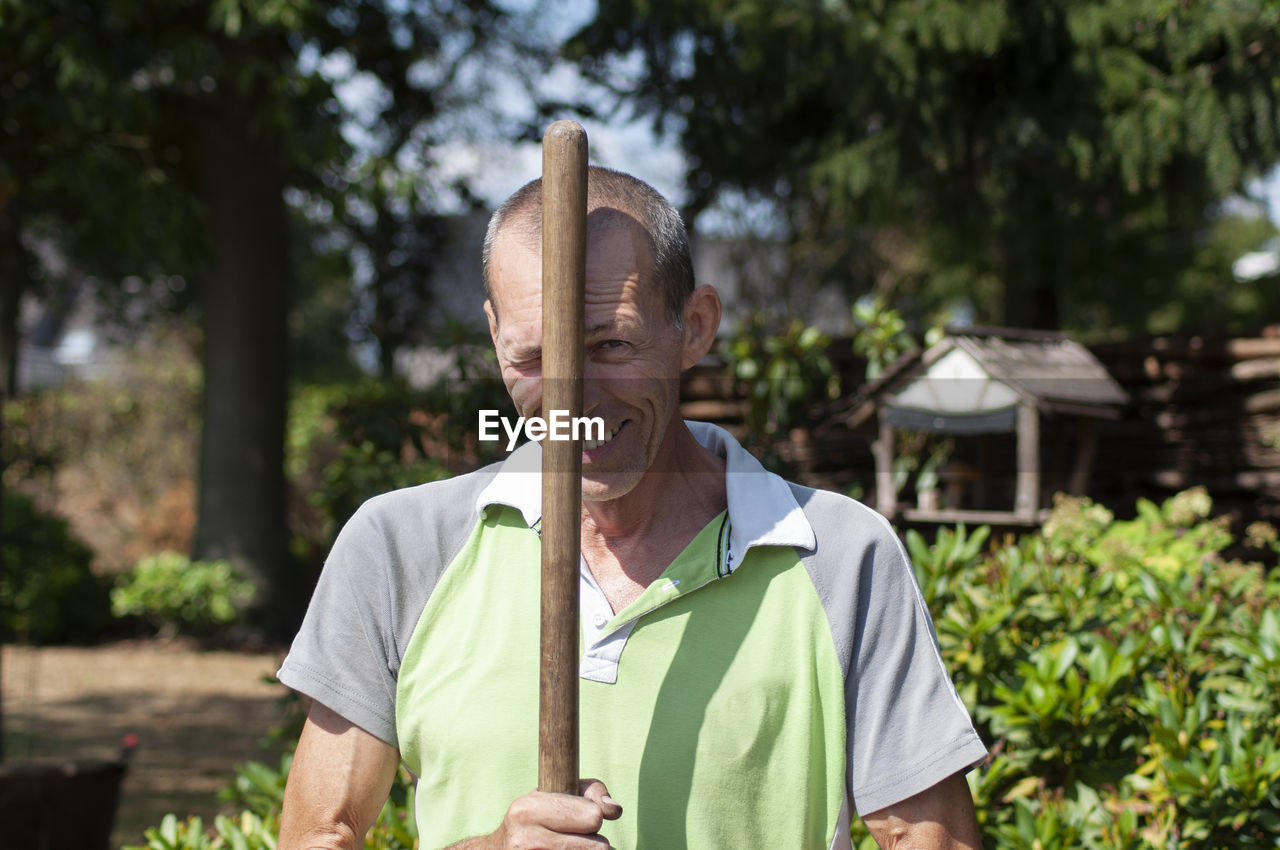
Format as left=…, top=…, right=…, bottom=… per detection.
left=890, top=490, right=1280, bottom=846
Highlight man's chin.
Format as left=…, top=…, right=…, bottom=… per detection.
left=580, top=472, right=643, bottom=503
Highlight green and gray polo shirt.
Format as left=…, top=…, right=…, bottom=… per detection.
left=279, top=422, right=986, bottom=848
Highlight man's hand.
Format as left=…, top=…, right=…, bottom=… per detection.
left=862, top=770, right=982, bottom=850
left=449, top=779, right=622, bottom=849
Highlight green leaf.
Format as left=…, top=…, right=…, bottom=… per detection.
left=1050, top=638, right=1081, bottom=680
left=160, top=814, right=178, bottom=845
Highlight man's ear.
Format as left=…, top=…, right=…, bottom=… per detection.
left=484, top=299, right=499, bottom=347
left=679, top=285, right=721, bottom=370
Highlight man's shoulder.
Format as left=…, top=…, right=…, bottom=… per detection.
left=783, top=479, right=901, bottom=551
left=323, top=462, right=509, bottom=591
left=353, top=462, right=502, bottom=533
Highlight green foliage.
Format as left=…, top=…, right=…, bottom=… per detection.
left=219, top=755, right=292, bottom=817
left=721, top=314, right=839, bottom=462
left=871, top=489, right=1280, bottom=848
left=1, top=0, right=540, bottom=622
left=1078, top=487, right=1229, bottom=585
left=110, top=552, right=255, bottom=638
left=571, top=0, right=1280, bottom=333
left=850, top=297, right=952, bottom=498
left=287, top=381, right=454, bottom=555
left=212, top=757, right=417, bottom=850
left=1154, top=211, right=1280, bottom=335
left=851, top=296, right=918, bottom=380
left=1, top=324, right=202, bottom=572
left=904, top=522, right=990, bottom=609
left=890, top=431, right=953, bottom=500
left=0, top=489, right=110, bottom=643
left=851, top=295, right=947, bottom=380
left=1, top=325, right=201, bottom=495
left=414, top=320, right=510, bottom=467
left=122, top=812, right=278, bottom=850
left=287, top=332, right=507, bottom=566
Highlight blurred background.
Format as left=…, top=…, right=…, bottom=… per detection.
left=3, top=1, right=1280, bottom=847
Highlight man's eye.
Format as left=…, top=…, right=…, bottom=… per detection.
left=598, top=339, right=627, bottom=350
left=506, top=357, right=541, bottom=374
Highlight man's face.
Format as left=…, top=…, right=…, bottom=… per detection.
left=485, top=212, right=688, bottom=502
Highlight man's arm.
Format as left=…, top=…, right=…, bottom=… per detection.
left=862, top=770, right=983, bottom=850
left=278, top=702, right=401, bottom=850
left=278, top=701, right=622, bottom=850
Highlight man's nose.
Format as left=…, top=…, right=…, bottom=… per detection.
left=582, top=362, right=606, bottom=412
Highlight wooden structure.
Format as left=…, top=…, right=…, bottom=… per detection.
left=1087, top=331, right=1280, bottom=525
left=840, top=327, right=1127, bottom=525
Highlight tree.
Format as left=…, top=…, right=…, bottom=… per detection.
left=0, top=0, right=201, bottom=397
left=0, top=0, right=532, bottom=627
left=299, top=2, right=543, bottom=378
left=568, top=1, right=1280, bottom=332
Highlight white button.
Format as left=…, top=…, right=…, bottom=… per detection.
left=593, top=614, right=608, bottom=628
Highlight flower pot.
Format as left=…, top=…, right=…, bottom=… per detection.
left=0, top=759, right=127, bottom=850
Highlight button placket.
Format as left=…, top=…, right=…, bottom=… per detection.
left=579, top=561, right=613, bottom=648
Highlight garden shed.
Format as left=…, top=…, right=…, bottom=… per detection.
left=841, top=327, right=1128, bottom=524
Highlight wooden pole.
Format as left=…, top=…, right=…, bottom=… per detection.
left=1015, top=401, right=1040, bottom=521
left=874, top=418, right=897, bottom=519
left=538, top=120, right=587, bottom=795
left=1068, top=417, right=1097, bottom=496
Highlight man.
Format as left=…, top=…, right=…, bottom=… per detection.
left=277, top=166, right=987, bottom=849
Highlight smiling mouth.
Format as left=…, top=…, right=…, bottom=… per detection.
left=583, top=421, right=624, bottom=451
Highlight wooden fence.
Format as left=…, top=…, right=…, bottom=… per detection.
left=1089, top=330, right=1280, bottom=527
left=680, top=328, right=1280, bottom=530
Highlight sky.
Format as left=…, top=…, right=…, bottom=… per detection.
left=433, top=117, right=688, bottom=216
left=1259, top=167, right=1280, bottom=225
left=426, top=0, right=691, bottom=213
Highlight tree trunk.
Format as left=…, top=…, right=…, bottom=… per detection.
left=0, top=200, right=26, bottom=400
left=0, top=198, right=22, bottom=760
left=1003, top=275, right=1060, bottom=330
left=1001, top=172, right=1062, bottom=331
left=189, top=100, right=293, bottom=630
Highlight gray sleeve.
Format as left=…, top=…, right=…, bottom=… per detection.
left=277, top=502, right=406, bottom=746
left=277, top=471, right=491, bottom=747
left=794, top=485, right=988, bottom=816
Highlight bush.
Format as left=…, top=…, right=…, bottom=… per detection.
left=110, top=551, right=255, bottom=639
left=123, top=756, right=418, bottom=850
left=214, top=755, right=418, bottom=849
left=720, top=313, right=839, bottom=473
left=0, top=489, right=111, bottom=643
left=876, top=488, right=1280, bottom=848
left=286, top=331, right=509, bottom=569
left=723, top=314, right=839, bottom=440
left=287, top=381, right=471, bottom=563
left=122, top=812, right=278, bottom=850
left=2, top=324, right=201, bottom=571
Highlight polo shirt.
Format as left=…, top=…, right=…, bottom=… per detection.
left=278, top=422, right=987, bottom=848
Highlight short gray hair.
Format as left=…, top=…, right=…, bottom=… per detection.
left=481, top=166, right=694, bottom=327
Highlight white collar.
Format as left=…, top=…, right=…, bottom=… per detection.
left=475, top=420, right=816, bottom=557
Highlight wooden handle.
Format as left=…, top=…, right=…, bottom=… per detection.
left=539, top=120, right=587, bottom=795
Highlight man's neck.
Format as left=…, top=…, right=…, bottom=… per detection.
left=578, top=421, right=727, bottom=610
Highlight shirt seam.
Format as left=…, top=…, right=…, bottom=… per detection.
left=853, top=731, right=986, bottom=813
left=279, top=658, right=397, bottom=727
